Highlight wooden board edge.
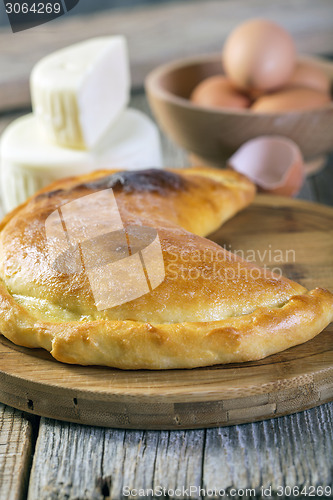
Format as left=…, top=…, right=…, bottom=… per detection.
left=0, top=365, right=332, bottom=429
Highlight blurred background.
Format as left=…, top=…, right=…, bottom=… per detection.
left=1, top=0, right=333, bottom=100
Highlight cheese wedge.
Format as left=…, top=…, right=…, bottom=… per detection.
left=0, top=109, right=162, bottom=212
left=30, top=37, right=130, bottom=150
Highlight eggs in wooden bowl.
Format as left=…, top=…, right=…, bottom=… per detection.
left=145, top=20, right=333, bottom=176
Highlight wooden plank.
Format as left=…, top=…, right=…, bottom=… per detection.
left=0, top=404, right=36, bottom=500
left=28, top=404, right=333, bottom=499
left=0, top=0, right=333, bottom=110
left=203, top=404, right=333, bottom=495
left=28, top=420, right=204, bottom=500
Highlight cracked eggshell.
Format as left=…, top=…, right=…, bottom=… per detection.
left=228, top=136, right=305, bottom=197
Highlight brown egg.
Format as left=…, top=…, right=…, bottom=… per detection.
left=190, top=75, right=251, bottom=110
left=228, top=136, right=305, bottom=197
left=222, top=19, right=296, bottom=92
left=251, top=87, right=331, bottom=113
left=287, top=61, right=331, bottom=93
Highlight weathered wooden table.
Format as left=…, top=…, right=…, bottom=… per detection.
left=0, top=1, right=333, bottom=499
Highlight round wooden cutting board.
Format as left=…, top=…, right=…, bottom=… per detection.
left=0, top=195, right=332, bottom=429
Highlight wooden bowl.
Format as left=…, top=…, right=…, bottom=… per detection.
left=145, top=54, right=333, bottom=173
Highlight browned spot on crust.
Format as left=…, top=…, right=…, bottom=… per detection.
left=38, top=169, right=189, bottom=199
left=80, top=169, right=188, bottom=194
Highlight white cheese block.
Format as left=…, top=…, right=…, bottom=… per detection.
left=30, top=37, right=130, bottom=150
left=0, top=109, right=163, bottom=213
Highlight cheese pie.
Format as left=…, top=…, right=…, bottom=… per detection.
left=0, top=167, right=332, bottom=369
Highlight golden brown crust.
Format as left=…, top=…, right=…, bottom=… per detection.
left=0, top=167, right=259, bottom=323
left=0, top=166, right=332, bottom=369
left=0, top=278, right=332, bottom=369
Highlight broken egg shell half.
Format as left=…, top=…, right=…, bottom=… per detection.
left=228, top=136, right=305, bottom=197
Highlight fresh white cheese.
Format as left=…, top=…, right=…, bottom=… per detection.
left=0, top=109, right=162, bottom=212
left=30, top=37, right=130, bottom=150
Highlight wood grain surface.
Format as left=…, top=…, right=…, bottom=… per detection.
left=27, top=404, right=333, bottom=500
left=0, top=195, right=332, bottom=430
left=0, top=0, right=333, bottom=111
left=0, top=405, right=35, bottom=500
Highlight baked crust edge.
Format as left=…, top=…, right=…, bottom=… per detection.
left=0, top=281, right=332, bottom=369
